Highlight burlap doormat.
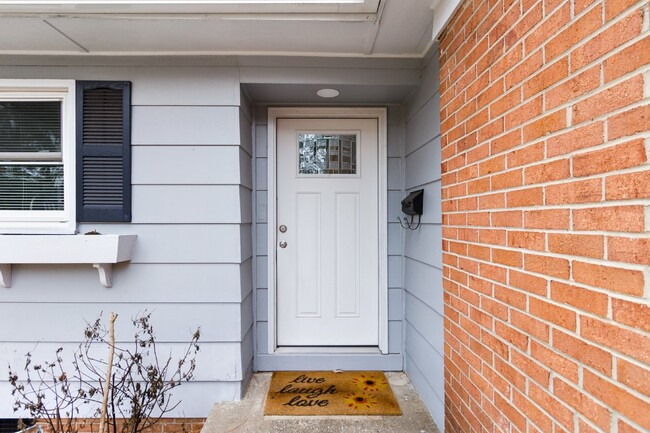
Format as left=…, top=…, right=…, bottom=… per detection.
left=264, top=371, right=401, bottom=416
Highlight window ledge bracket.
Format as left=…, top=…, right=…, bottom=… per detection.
left=0, top=234, right=137, bottom=288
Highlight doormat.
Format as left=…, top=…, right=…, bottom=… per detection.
left=264, top=371, right=401, bottom=416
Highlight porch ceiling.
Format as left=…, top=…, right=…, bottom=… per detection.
left=0, top=0, right=445, bottom=57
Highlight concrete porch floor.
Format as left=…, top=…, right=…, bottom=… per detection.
left=201, top=372, right=440, bottom=433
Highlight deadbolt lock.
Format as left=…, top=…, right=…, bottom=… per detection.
left=279, top=225, right=287, bottom=233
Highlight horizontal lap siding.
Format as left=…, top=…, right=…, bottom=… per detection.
left=0, top=66, right=251, bottom=418
left=440, top=0, right=650, bottom=432
left=403, top=51, right=445, bottom=431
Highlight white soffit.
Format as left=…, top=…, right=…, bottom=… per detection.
left=0, top=0, right=440, bottom=57
left=0, top=0, right=381, bottom=14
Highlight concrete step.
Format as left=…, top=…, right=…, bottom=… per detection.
left=202, top=372, right=440, bottom=433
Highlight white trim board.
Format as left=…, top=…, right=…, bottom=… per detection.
left=266, top=107, right=388, bottom=356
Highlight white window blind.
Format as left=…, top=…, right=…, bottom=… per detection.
left=0, top=101, right=64, bottom=211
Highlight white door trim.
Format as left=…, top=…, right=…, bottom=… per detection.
left=267, top=107, right=388, bottom=355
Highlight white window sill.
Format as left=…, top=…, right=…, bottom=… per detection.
left=0, top=234, right=137, bottom=288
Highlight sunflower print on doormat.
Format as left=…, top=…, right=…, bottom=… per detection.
left=264, top=371, right=401, bottom=415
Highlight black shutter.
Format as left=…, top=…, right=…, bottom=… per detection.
left=76, top=81, right=131, bottom=222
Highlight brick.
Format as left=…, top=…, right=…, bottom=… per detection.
left=545, top=178, right=602, bottom=205
left=511, top=309, right=551, bottom=341
left=494, top=393, right=527, bottom=433
left=604, top=35, right=650, bottom=82
left=490, top=86, right=522, bottom=118
left=607, top=104, right=650, bottom=140
left=467, top=211, right=490, bottom=226
left=506, top=187, right=543, bottom=207
left=507, top=141, right=544, bottom=168
left=553, top=378, right=611, bottom=431
left=490, top=44, right=523, bottom=79
left=548, top=233, right=604, bottom=259
left=550, top=281, right=608, bottom=317
left=529, top=297, right=577, bottom=331
left=524, top=208, right=570, bottom=229
left=505, top=95, right=543, bottom=129
left=545, top=4, right=602, bottom=60
left=494, top=350, right=528, bottom=390
left=509, top=269, right=548, bottom=295
left=573, top=205, right=645, bottom=233
left=511, top=350, right=550, bottom=387
left=571, top=8, right=643, bottom=71
left=584, top=370, right=650, bottom=430
left=477, top=119, right=504, bottom=142
left=494, top=283, right=527, bottom=309
left=573, top=261, right=644, bottom=296
left=573, top=139, right=647, bottom=177
left=545, top=65, right=601, bottom=110
left=524, top=158, right=570, bottom=184
left=605, top=0, right=641, bottom=20
left=468, top=177, right=490, bottom=194
left=524, top=2, right=571, bottom=55
left=546, top=120, right=604, bottom=157
left=523, top=109, right=567, bottom=141
left=479, top=154, right=506, bottom=176
left=581, top=316, right=650, bottom=364
left=524, top=253, right=570, bottom=279
left=479, top=192, right=506, bottom=209
left=530, top=341, right=579, bottom=383
left=512, top=390, right=553, bottom=433
left=524, top=56, right=569, bottom=99
left=481, top=296, right=508, bottom=321
left=491, top=210, right=523, bottom=227
left=528, top=382, right=575, bottom=430
left=508, top=230, right=545, bottom=251
left=618, top=419, right=644, bottom=433
left=572, top=75, right=644, bottom=124
left=552, top=329, right=612, bottom=376
left=492, top=248, right=523, bottom=267
left=491, top=168, right=523, bottom=190
left=605, top=170, right=650, bottom=200
left=505, top=50, right=544, bottom=89
left=490, top=1, right=523, bottom=43
left=466, top=108, right=490, bottom=134
left=477, top=77, right=506, bottom=109
left=491, top=128, right=522, bottom=154
left=504, top=2, right=543, bottom=49
left=612, top=298, right=650, bottom=333
left=608, top=236, right=650, bottom=266
left=479, top=228, right=507, bottom=245
left=617, top=358, right=650, bottom=397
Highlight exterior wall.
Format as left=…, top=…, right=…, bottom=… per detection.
left=251, top=104, right=406, bottom=370
left=403, top=49, right=445, bottom=430
left=439, top=0, right=650, bottom=432
left=0, top=64, right=253, bottom=417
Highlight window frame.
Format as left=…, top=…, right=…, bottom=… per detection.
left=0, top=79, right=76, bottom=234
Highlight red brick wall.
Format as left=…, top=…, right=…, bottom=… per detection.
left=439, top=0, right=650, bottom=431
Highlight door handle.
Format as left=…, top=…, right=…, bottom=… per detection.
left=279, top=241, right=288, bottom=248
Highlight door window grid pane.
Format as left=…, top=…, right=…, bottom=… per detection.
left=298, top=133, right=357, bottom=175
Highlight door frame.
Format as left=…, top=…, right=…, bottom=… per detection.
left=267, top=107, right=388, bottom=355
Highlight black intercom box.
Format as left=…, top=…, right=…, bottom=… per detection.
left=401, top=189, right=424, bottom=216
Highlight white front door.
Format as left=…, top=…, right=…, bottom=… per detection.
left=276, top=118, right=379, bottom=347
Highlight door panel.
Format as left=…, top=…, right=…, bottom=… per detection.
left=276, top=118, right=379, bottom=346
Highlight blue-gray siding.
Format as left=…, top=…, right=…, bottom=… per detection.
left=0, top=65, right=252, bottom=417
left=403, top=47, right=445, bottom=431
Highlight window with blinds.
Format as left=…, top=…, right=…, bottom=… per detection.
left=0, top=80, right=130, bottom=233
left=0, top=100, right=65, bottom=211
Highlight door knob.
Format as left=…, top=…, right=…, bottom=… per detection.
left=279, top=241, right=288, bottom=248
left=279, top=225, right=287, bottom=233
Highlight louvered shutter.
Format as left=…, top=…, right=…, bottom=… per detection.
left=76, top=81, right=131, bottom=222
